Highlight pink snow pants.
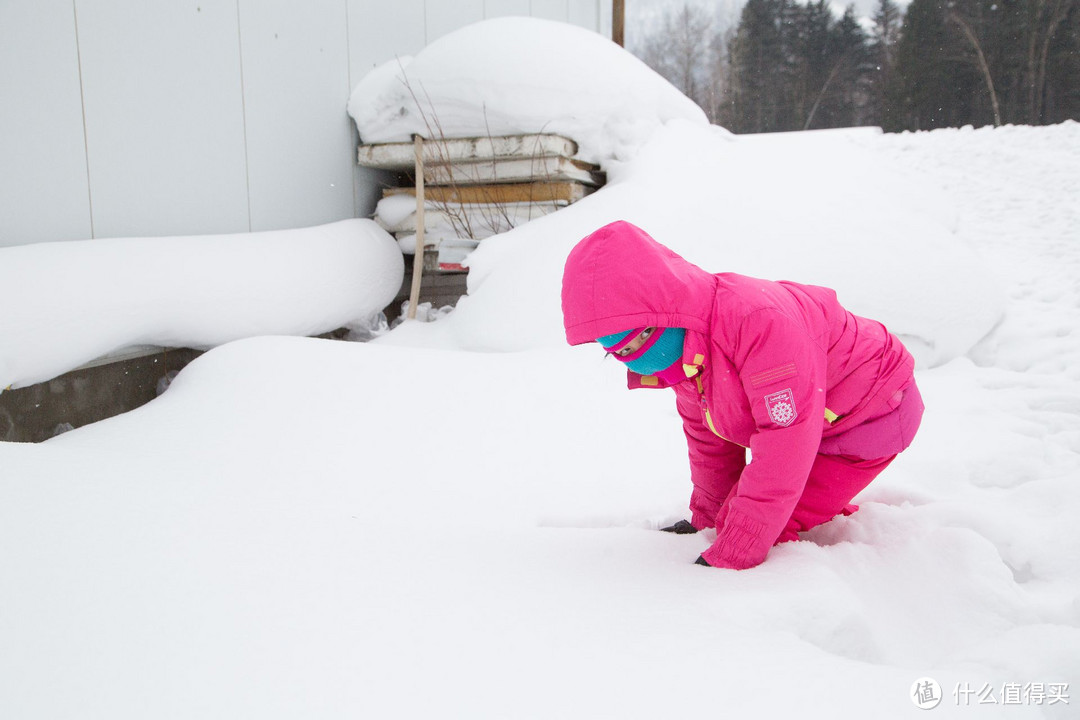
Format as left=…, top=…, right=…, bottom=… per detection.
left=775, top=382, right=923, bottom=543
left=774, top=453, right=894, bottom=543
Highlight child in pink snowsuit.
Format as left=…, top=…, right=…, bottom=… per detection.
left=561, top=221, right=923, bottom=570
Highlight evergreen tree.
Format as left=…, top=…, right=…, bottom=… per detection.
left=634, top=0, right=1077, bottom=133
left=1042, top=1, right=1080, bottom=123
left=728, top=0, right=873, bottom=131
left=796, top=0, right=836, bottom=126
left=1021, top=0, right=1080, bottom=123
left=888, top=0, right=1078, bottom=130
left=870, top=0, right=903, bottom=126
left=835, top=6, right=874, bottom=127
left=889, top=0, right=980, bottom=130
left=727, top=0, right=789, bottom=132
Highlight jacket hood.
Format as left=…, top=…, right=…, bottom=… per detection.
left=561, top=221, right=716, bottom=345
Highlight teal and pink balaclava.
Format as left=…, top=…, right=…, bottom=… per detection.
left=597, top=327, right=687, bottom=384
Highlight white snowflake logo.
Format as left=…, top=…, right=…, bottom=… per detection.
left=764, top=388, right=798, bottom=427
left=770, top=400, right=794, bottom=425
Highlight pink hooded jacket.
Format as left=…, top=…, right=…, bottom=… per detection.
left=562, top=221, right=916, bottom=569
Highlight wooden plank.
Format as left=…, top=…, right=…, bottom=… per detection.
left=407, top=134, right=425, bottom=320
left=421, top=273, right=469, bottom=288
left=423, top=156, right=605, bottom=187
left=383, top=181, right=594, bottom=205
left=358, top=134, right=580, bottom=170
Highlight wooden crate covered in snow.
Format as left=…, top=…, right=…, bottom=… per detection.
left=357, top=134, right=604, bottom=187
left=359, top=133, right=604, bottom=312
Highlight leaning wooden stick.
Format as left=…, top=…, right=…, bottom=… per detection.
left=408, top=134, right=426, bottom=320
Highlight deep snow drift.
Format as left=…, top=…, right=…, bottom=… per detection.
left=420, top=122, right=1005, bottom=368
left=2, top=14, right=1078, bottom=719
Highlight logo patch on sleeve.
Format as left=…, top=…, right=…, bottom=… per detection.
left=764, top=388, right=798, bottom=426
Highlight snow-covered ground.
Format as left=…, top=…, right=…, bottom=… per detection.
left=2, top=16, right=1078, bottom=719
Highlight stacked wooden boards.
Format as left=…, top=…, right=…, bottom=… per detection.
left=358, top=134, right=604, bottom=280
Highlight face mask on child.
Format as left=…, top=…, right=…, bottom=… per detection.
left=597, top=327, right=687, bottom=383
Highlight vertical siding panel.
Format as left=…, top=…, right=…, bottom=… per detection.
left=484, top=0, right=530, bottom=17
left=595, top=0, right=614, bottom=39
left=0, top=0, right=92, bottom=246
left=75, top=0, right=249, bottom=238
left=346, top=0, right=428, bottom=218
left=425, top=0, right=485, bottom=43
left=239, top=0, right=355, bottom=231
left=568, top=0, right=602, bottom=32
left=347, top=0, right=426, bottom=77
left=529, top=0, right=569, bottom=22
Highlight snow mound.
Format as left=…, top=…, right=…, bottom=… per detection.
left=396, top=124, right=1005, bottom=369
left=0, top=219, right=403, bottom=389
left=347, top=17, right=709, bottom=165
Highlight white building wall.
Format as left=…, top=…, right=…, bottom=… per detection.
left=484, top=0, right=533, bottom=19
left=74, top=0, right=251, bottom=239
left=239, top=0, right=355, bottom=233
left=0, top=0, right=610, bottom=248
left=0, top=1, right=93, bottom=245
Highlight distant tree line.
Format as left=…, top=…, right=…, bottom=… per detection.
left=632, top=0, right=1080, bottom=132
